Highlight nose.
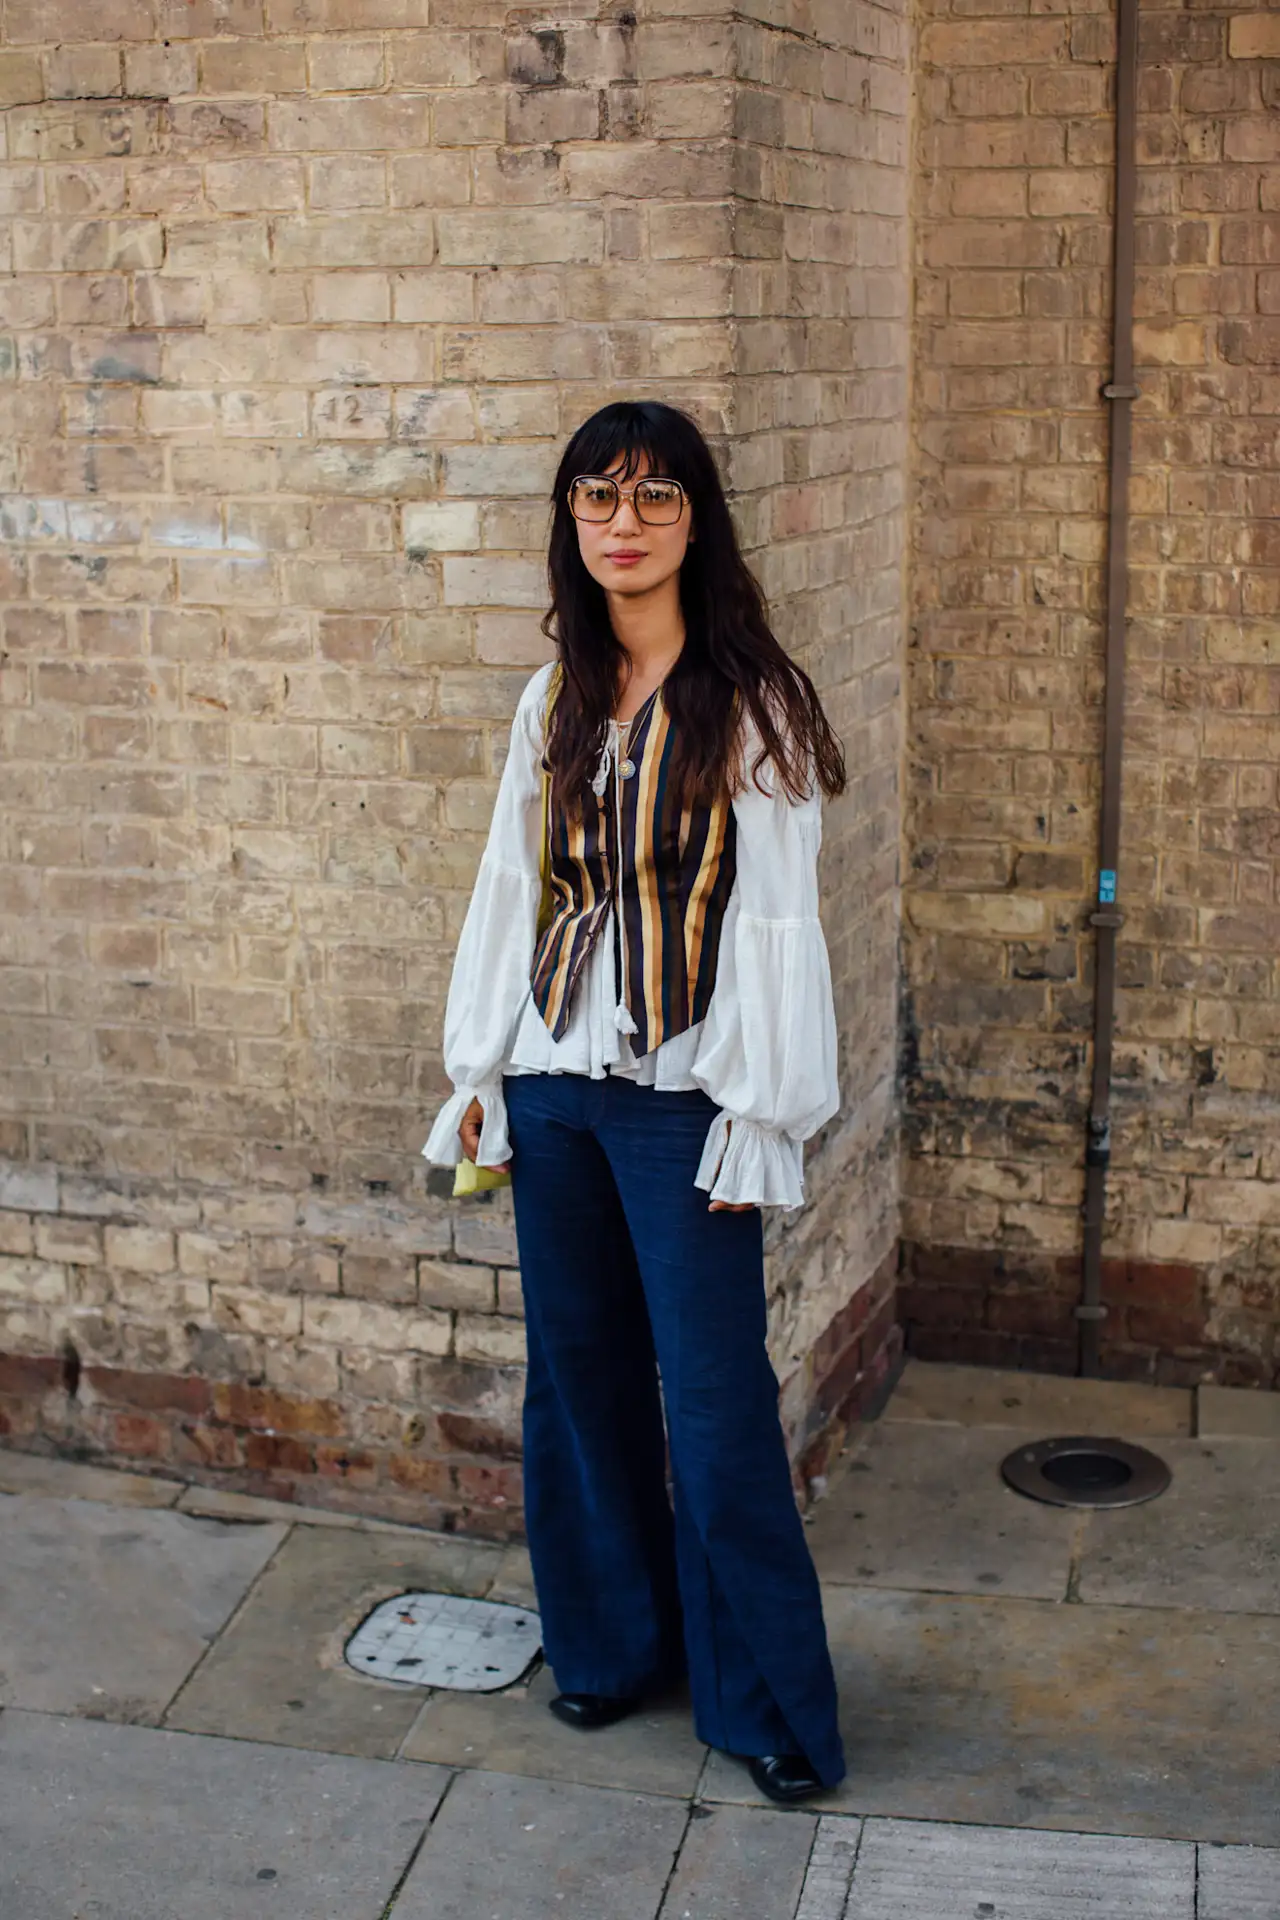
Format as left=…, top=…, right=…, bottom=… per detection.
left=610, top=491, right=643, bottom=535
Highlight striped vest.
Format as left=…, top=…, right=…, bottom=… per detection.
left=530, top=687, right=737, bottom=1058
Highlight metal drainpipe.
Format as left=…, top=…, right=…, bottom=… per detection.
left=1077, top=0, right=1139, bottom=1378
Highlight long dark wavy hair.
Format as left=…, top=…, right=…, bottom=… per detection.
left=541, top=401, right=847, bottom=813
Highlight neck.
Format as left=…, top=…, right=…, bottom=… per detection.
left=606, top=573, right=686, bottom=681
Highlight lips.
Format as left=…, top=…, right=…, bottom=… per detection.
left=606, top=551, right=645, bottom=563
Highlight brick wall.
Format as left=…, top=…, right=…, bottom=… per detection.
left=0, top=2, right=910, bottom=1520
left=729, top=2, right=910, bottom=1478
left=904, top=3, right=1280, bottom=1388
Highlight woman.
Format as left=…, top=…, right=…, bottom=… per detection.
left=424, top=400, right=848, bottom=1803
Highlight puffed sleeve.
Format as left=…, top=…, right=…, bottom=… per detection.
left=421, top=662, right=554, bottom=1170
left=690, top=739, right=840, bottom=1210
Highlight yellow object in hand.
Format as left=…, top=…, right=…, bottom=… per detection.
left=452, top=1157, right=512, bottom=1197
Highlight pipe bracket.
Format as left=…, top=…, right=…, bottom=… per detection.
left=1102, top=383, right=1141, bottom=400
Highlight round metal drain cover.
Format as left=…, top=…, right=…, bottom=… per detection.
left=345, top=1591, right=542, bottom=1691
left=1000, top=1435, right=1172, bottom=1510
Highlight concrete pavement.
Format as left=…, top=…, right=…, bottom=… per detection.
left=2, top=1362, right=1278, bottom=1918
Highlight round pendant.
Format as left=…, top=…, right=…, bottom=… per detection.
left=620, top=758, right=636, bottom=779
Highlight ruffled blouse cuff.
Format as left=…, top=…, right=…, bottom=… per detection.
left=422, top=1081, right=510, bottom=1169
left=694, top=1112, right=805, bottom=1211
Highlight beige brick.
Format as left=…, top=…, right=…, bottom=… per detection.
left=441, top=557, right=544, bottom=609
left=206, top=159, right=305, bottom=214
left=391, top=271, right=474, bottom=323
left=0, top=53, right=43, bottom=106
left=436, top=208, right=604, bottom=268
left=908, top=893, right=1048, bottom=938
left=103, top=1225, right=175, bottom=1274
left=454, top=1314, right=526, bottom=1366
left=340, top=1251, right=416, bottom=1304
left=650, top=203, right=733, bottom=260
left=200, top=39, right=306, bottom=94
left=212, top=1285, right=303, bottom=1338
left=496, top=1271, right=525, bottom=1319
left=403, top=502, right=481, bottom=552
left=418, top=1259, right=496, bottom=1313
left=1228, top=16, right=1280, bottom=60
left=34, top=1219, right=105, bottom=1266
left=1028, top=171, right=1109, bottom=219
left=0, top=1214, right=35, bottom=1256
left=304, top=1296, right=452, bottom=1356
left=441, top=445, right=558, bottom=497
left=272, top=213, right=434, bottom=269
left=388, top=152, right=471, bottom=209
left=0, top=1256, right=66, bottom=1304
left=1133, top=322, right=1208, bottom=367
left=921, top=20, right=1067, bottom=69
left=506, top=87, right=601, bottom=145
left=309, top=155, right=387, bottom=211
left=390, top=31, right=474, bottom=89
left=431, top=89, right=505, bottom=146
left=310, top=272, right=391, bottom=323
left=166, top=219, right=269, bottom=271
left=307, top=37, right=384, bottom=93
left=177, top=1232, right=251, bottom=1284
left=270, top=95, right=431, bottom=153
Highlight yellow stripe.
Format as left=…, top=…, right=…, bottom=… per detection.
left=684, top=793, right=726, bottom=991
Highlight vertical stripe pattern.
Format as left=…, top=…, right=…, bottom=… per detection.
left=530, top=690, right=737, bottom=1056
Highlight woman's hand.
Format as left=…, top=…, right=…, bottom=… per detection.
left=459, top=1097, right=511, bottom=1171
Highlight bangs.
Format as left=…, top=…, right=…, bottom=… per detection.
left=562, top=403, right=694, bottom=490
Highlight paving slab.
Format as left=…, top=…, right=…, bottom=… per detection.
left=883, top=1361, right=1191, bottom=1437
left=0, top=1495, right=285, bottom=1720
left=806, top=1423, right=1076, bottom=1600
left=793, top=1817, right=865, bottom=1920
left=701, top=1587, right=1280, bottom=1845
left=0, top=1446, right=184, bottom=1506
left=402, top=1653, right=706, bottom=1796
left=1197, top=1841, right=1280, bottom=1918
left=1197, top=1384, right=1280, bottom=1442
left=1076, top=1439, right=1280, bottom=1614
left=175, top=1482, right=418, bottom=1533
left=487, top=1540, right=537, bottom=1606
left=843, top=1818, right=1194, bottom=1920
left=657, top=1801, right=817, bottom=1919
left=394, top=1768, right=689, bottom=1920
left=0, top=1708, right=448, bottom=1920
left=164, top=1520, right=507, bottom=1757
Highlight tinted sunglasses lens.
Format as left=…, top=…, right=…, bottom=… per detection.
left=635, top=481, right=683, bottom=524
left=569, top=478, right=618, bottom=521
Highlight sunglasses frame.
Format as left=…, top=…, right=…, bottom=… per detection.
left=566, top=472, right=689, bottom=526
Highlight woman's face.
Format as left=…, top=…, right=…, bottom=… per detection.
left=570, top=451, right=694, bottom=600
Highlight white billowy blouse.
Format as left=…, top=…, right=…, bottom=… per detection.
left=422, top=662, right=840, bottom=1210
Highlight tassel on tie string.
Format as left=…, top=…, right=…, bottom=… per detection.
left=614, top=1001, right=638, bottom=1036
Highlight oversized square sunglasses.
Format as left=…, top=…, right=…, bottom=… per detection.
left=567, top=474, right=688, bottom=526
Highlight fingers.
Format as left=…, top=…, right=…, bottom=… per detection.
left=460, top=1096, right=485, bottom=1164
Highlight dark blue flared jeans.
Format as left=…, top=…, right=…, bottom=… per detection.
left=504, top=1069, right=846, bottom=1789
